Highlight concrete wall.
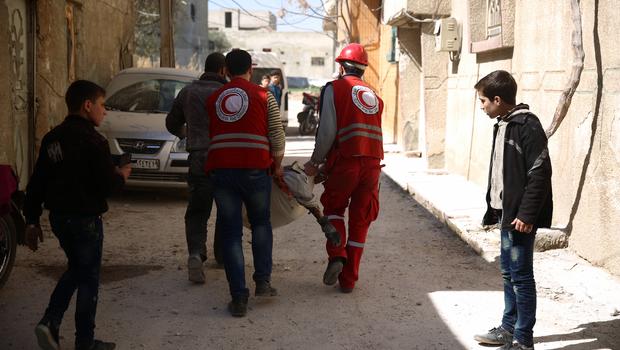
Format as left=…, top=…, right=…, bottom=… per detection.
left=174, top=1, right=209, bottom=69
left=35, top=0, right=134, bottom=139
left=0, top=0, right=13, bottom=166
left=208, top=10, right=276, bottom=31
left=443, top=0, right=620, bottom=275
left=378, top=25, right=399, bottom=143
left=223, top=31, right=334, bottom=79
left=397, top=26, right=422, bottom=152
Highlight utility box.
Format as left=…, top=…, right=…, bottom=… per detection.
left=434, top=18, right=460, bottom=52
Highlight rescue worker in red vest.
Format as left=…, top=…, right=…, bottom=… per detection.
left=205, top=49, right=285, bottom=317
left=304, top=43, right=383, bottom=294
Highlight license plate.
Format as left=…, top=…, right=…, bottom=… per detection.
left=135, top=159, right=159, bottom=169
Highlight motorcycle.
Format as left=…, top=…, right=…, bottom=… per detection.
left=297, top=92, right=320, bottom=136
left=0, top=165, right=25, bottom=289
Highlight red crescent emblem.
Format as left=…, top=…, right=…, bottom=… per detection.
left=220, top=94, right=236, bottom=115
left=356, top=90, right=374, bottom=109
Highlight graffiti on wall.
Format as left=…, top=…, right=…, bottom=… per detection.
left=7, top=2, right=29, bottom=187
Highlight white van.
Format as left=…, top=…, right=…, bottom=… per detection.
left=249, top=51, right=289, bottom=129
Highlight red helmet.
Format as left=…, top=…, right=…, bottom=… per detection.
left=335, top=43, right=368, bottom=66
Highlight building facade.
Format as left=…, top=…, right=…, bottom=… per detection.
left=209, top=9, right=334, bottom=80
left=374, top=0, right=620, bottom=275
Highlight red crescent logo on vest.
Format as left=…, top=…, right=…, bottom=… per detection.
left=351, top=85, right=379, bottom=114
left=215, top=88, right=249, bottom=122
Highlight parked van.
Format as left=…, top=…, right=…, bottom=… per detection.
left=249, top=51, right=289, bottom=129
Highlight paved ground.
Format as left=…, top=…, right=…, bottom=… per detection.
left=1, top=94, right=618, bottom=349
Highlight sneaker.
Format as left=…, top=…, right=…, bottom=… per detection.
left=76, top=339, right=116, bottom=350
left=255, top=281, right=278, bottom=296
left=496, top=342, right=534, bottom=350
left=187, top=255, right=205, bottom=284
left=228, top=297, right=248, bottom=317
left=474, top=326, right=513, bottom=345
left=323, top=259, right=344, bottom=286
left=34, top=319, right=60, bottom=350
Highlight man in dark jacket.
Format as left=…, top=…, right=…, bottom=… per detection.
left=472, top=71, right=553, bottom=350
left=24, top=80, right=131, bottom=350
left=166, top=52, right=227, bottom=283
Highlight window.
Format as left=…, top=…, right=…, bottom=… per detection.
left=486, top=0, right=502, bottom=37
left=105, top=79, right=189, bottom=113
left=387, top=27, right=398, bottom=62
left=311, top=57, right=324, bottom=66
left=225, top=12, right=232, bottom=28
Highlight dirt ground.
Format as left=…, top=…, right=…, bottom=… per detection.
left=1, top=100, right=619, bottom=349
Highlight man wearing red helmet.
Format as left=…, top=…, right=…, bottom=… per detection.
left=304, top=43, right=383, bottom=293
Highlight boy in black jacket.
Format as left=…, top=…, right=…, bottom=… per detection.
left=472, top=71, right=553, bottom=350
left=24, top=80, right=131, bottom=350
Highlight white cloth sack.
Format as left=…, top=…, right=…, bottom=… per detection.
left=243, top=162, right=319, bottom=229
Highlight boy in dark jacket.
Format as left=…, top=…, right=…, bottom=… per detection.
left=24, top=80, right=131, bottom=350
left=472, top=71, right=553, bottom=350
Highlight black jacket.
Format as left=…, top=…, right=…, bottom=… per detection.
left=165, top=72, right=226, bottom=152
left=482, top=104, right=553, bottom=229
left=23, top=115, right=125, bottom=224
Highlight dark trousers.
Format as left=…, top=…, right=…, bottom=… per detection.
left=500, top=228, right=537, bottom=346
left=185, top=151, right=222, bottom=262
left=45, top=213, right=103, bottom=347
left=211, top=169, right=273, bottom=299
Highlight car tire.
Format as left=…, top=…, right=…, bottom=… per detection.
left=0, top=214, right=17, bottom=289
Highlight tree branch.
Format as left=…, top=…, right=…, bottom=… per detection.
left=545, top=0, right=584, bottom=138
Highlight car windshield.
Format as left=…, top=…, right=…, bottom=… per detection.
left=105, top=79, right=189, bottom=113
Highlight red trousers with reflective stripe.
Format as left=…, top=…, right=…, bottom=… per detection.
left=321, top=156, right=380, bottom=289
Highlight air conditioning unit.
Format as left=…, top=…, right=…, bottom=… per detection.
left=434, top=18, right=460, bottom=52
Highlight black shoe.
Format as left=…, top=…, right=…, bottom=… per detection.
left=323, top=259, right=344, bottom=286
left=76, top=339, right=116, bottom=350
left=228, top=297, right=248, bottom=317
left=34, top=319, right=60, bottom=350
left=255, top=280, right=278, bottom=296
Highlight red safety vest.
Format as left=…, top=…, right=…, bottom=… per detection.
left=331, top=75, right=384, bottom=159
left=205, top=77, right=271, bottom=172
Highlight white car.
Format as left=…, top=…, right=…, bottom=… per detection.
left=99, top=67, right=199, bottom=188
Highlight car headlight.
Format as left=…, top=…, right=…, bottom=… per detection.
left=171, top=138, right=187, bottom=153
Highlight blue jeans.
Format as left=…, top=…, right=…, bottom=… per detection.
left=211, top=169, right=273, bottom=299
left=500, top=228, right=537, bottom=346
left=45, top=213, right=103, bottom=347
left=185, top=151, right=222, bottom=261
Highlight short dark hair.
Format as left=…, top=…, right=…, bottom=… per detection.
left=225, top=49, right=252, bottom=76
left=261, top=75, right=270, bottom=80
left=474, top=70, right=517, bottom=105
left=65, top=80, right=106, bottom=113
left=204, top=52, right=225, bottom=73
left=269, top=70, right=280, bottom=77
left=341, top=61, right=365, bottom=77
